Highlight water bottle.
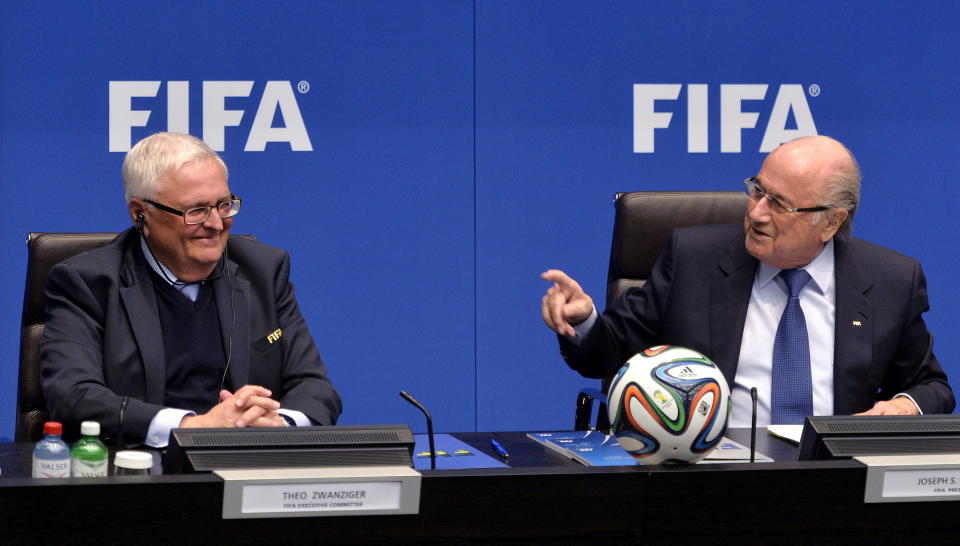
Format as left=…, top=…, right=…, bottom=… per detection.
left=32, top=421, right=71, bottom=478
left=71, top=421, right=109, bottom=477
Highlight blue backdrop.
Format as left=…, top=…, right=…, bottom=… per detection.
left=1, top=1, right=958, bottom=438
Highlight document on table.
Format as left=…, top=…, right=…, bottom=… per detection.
left=767, top=424, right=804, bottom=444
left=700, top=437, right=773, bottom=463
left=527, top=431, right=772, bottom=466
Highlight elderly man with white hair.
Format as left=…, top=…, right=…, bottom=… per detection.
left=41, top=132, right=341, bottom=446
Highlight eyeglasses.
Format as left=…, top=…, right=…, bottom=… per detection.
left=743, top=178, right=829, bottom=214
left=144, top=195, right=242, bottom=225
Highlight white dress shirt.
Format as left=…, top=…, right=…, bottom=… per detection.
left=730, top=241, right=836, bottom=427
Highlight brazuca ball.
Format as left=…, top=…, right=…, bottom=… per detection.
left=607, top=345, right=731, bottom=464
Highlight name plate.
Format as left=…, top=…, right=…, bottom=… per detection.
left=217, top=466, right=421, bottom=518
left=856, top=454, right=960, bottom=503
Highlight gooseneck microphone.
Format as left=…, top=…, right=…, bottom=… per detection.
left=399, top=390, right=435, bottom=470
left=750, top=387, right=758, bottom=463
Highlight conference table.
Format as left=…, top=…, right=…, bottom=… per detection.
left=0, top=429, right=956, bottom=544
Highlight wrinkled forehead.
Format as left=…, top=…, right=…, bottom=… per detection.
left=156, top=157, right=229, bottom=197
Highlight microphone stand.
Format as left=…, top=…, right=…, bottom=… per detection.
left=399, top=391, right=435, bottom=470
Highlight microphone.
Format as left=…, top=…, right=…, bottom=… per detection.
left=116, top=395, right=136, bottom=450
left=399, top=390, right=435, bottom=470
left=750, top=387, right=758, bottom=463
left=218, top=243, right=235, bottom=395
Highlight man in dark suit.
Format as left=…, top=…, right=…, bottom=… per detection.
left=541, top=136, right=953, bottom=426
left=41, top=132, right=341, bottom=446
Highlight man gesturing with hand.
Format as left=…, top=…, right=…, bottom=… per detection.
left=541, top=136, right=953, bottom=427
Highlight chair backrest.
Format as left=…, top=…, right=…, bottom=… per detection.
left=17, top=233, right=117, bottom=442
left=577, top=191, right=750, bottom=430
left=605, top=191, right=749, bottom=307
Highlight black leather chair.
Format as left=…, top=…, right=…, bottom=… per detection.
left=574, top=191, right=748, bottom=430
left=17, top=233, right=116, bottom=442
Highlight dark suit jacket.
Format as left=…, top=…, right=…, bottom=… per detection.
left=40, top=228, right=342, bottom=444
left=561, top=224, right=954, bottom=415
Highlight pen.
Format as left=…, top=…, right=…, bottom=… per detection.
left=489, top=438, right=510, bottom=460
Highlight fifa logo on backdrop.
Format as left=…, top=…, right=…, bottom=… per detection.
left=108, top=81, right=313, bottom=152
left=633, top=84, right=818, bottom=153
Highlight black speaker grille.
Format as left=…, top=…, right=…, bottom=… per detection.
left=824, top=436, right=960, bottom=457
left=183, top=430, right=404, bottom=447
left=187, top=447, right=411, bottom=471
left=821, top=418, right=960, bottom=434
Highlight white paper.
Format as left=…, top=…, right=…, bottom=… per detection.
left=766, top=424, right=803, bottom=444
left=702, top=437, right=773, bottom=462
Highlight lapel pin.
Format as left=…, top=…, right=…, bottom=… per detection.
left=852, top=320, right=862, bottom=327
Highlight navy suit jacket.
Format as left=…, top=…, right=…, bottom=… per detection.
left=40, top=228, right=342, bottom=444
left=561, top=224, right=954, bottom=415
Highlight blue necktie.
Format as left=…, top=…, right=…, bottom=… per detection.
left=771, top=268, right=813, bottom=425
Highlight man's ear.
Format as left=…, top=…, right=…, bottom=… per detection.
left=820, top=209, right=849, bottom=242
left=128, top=199, right=144, bottom=224
left=128, top=199, right=148, bottom=233
left=127, top=197, right=143, bottom=224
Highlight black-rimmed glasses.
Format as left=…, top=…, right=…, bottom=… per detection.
left=144, top=195, right=242, bottom=225
left=743, top=178, right=829, bottom=214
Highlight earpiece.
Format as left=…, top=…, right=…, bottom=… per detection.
left=136, top=212, right=146, bottom=232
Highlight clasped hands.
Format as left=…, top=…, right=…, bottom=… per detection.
left=180, top=385, right=287, bottom=428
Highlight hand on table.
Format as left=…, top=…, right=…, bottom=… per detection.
left=855, top=396, right=920, bottom=416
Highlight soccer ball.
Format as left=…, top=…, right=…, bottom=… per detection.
left=607, top=345, right=730, bottom=464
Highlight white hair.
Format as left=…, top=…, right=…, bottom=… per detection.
left=812, top=141, right=861, bottom=238
left=121, top=133, right=228, bottom=202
